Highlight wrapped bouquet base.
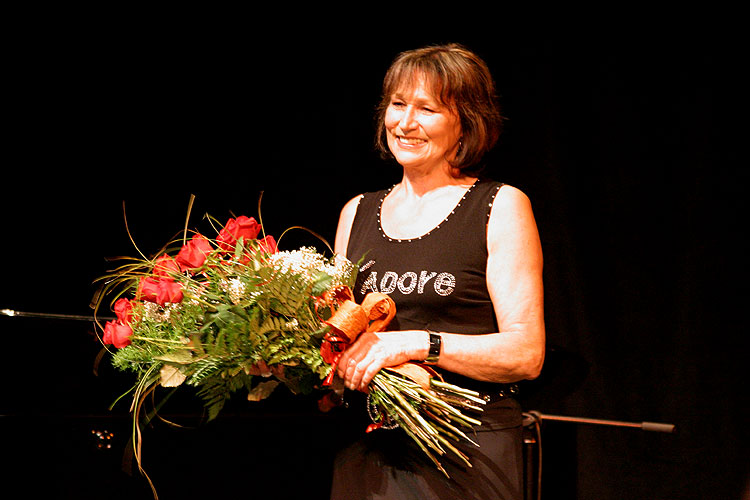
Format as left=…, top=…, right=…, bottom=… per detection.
left=319, top=288, right=486, bottom=475
left=95, top=209, right=485, bottom=497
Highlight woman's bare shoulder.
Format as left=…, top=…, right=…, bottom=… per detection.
left=334, top=194, right=364, bottom=255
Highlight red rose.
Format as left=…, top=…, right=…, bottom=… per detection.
left=137, top=277, right=160, bottom=302
left=138, top=277, right=183, bottom=305
left=216, top=216, right=261, bottom=251
left=176, top=234, right=213, bottom=271
left=257, top=235, right=278, bottom=254
left=155, top=279, right=183, bottom=305
left=103, top=320, right=133, bottom=348
left=113, top=298, right=133, bottom=325
left=152, top=254, right=180, bottom=278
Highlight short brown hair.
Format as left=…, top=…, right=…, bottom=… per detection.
left=375, top=43, right=504, bottom=174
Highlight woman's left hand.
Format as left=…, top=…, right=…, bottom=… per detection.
left=336, top=330, right=428, bottom=392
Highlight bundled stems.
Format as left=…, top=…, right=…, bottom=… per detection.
left=368, top=370, right=485, bottom=476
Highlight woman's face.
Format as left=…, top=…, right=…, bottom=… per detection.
left=384, top=76, right=462, bottom=172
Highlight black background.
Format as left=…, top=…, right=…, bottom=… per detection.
left=1, top=12, right=746, bottom=500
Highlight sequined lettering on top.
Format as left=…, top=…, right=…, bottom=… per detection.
left=347, top=180, right=505, bottom=333
left=359, top=269, right=456, bottom=297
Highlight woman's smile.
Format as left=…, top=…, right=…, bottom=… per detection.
left=395, top=135, right=428, bottom=147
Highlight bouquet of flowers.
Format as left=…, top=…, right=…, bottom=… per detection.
left=95, top=208, right=485, bottom=492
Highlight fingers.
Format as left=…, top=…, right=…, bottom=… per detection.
left=358, top=361, right=381, bottom=392
left=342, top=355, right=379, bottom=392
left=344, top=357, right=361, bottom=390
left=335, top=331, right=416, bottom=392
left=336, top=333, right=388, bottom=392
left=336, top=340, right=365, bottom=390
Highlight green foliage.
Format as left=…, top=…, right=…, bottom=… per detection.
left=191, top=364, right=255, bottom=421
left=106, top=244, right=354, bottom=421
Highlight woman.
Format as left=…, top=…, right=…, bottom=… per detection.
left=330, top=44, right=544, bottom=500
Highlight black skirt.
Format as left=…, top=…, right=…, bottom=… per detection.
left=329, top=394, right=524, bottom=500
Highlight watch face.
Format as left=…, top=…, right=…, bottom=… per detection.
left=426, top=332, right=441, bottom=363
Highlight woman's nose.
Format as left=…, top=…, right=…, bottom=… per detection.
left=399, top=106, right=417, bottom=131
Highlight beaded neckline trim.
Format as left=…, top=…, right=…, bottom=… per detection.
left=376, top=179, right=487, bottom=243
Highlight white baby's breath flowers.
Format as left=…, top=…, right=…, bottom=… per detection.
left=141, top=301, right=179, bottom=322
left=285, top=318, right=299, bottom=330
left=269, top=247, right=354, bottom=286
left=329, top=253, right=356, bottom=284
left=220, top=277, right=247, bottom=304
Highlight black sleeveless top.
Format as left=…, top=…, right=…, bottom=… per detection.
left=346, top=178, right=514, bottom=396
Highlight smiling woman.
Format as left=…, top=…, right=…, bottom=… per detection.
left=329, top=44, right=543, bottom=500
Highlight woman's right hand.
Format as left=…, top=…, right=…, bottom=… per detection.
left=336, top=330, right=430, bottom=392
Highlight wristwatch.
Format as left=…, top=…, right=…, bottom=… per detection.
left=424, top=331, right=442, bottom=364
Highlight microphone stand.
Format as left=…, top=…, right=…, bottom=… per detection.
left=524, top=411, right=676, bottom=433
left=521, top=411, right=676, bottom=500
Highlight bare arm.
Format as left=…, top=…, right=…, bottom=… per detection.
left=436, top=185, right=545, bottom=382
left=336, top=186, right=545, bottom=390
left=334, top=194, right=362, bottom=256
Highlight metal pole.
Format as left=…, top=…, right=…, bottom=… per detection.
left=527, top=411, right=676, bottom=433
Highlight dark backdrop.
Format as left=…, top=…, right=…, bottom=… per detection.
left=1, top=17, right=746, bottom=500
